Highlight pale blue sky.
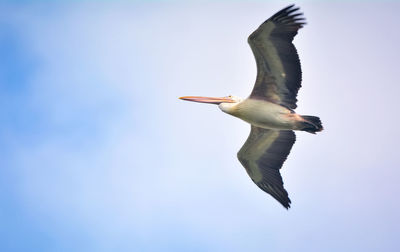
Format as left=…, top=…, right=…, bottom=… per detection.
left=1, top=1, right=400, bottom=251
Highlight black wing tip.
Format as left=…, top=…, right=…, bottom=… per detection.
left=269, top=4, right=306, bottom=29
left=279, top=195, right=291, bottom=209
left=275, top=193, right=291, bottom=209
left=277, top=191, right=291, bottom=209
left=257, top=182, right=292, bottom=209
left=248, top=4, right=305, bottom=44
left=283, top=203, right=291, bottom=209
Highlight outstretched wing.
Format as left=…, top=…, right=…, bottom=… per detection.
left=248, top=4, right=305, bottom=109
left=237, top=126, right=296, bottom=209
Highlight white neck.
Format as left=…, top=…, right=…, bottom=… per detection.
left=219, top=102, right=240, bottom=115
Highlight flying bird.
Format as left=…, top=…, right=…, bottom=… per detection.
left=180, top=5, right=323, bottom=209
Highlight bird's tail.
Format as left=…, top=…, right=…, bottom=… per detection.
left=299, top=115, right=323, bottom=134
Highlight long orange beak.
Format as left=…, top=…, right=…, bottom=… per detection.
left=179, top=96, right=235, bottom=104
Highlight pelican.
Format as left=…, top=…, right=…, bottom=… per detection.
left=180, top=5, right=323, bottom=209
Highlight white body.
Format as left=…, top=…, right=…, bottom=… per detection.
left=219, top=98, right=301, bottom=130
